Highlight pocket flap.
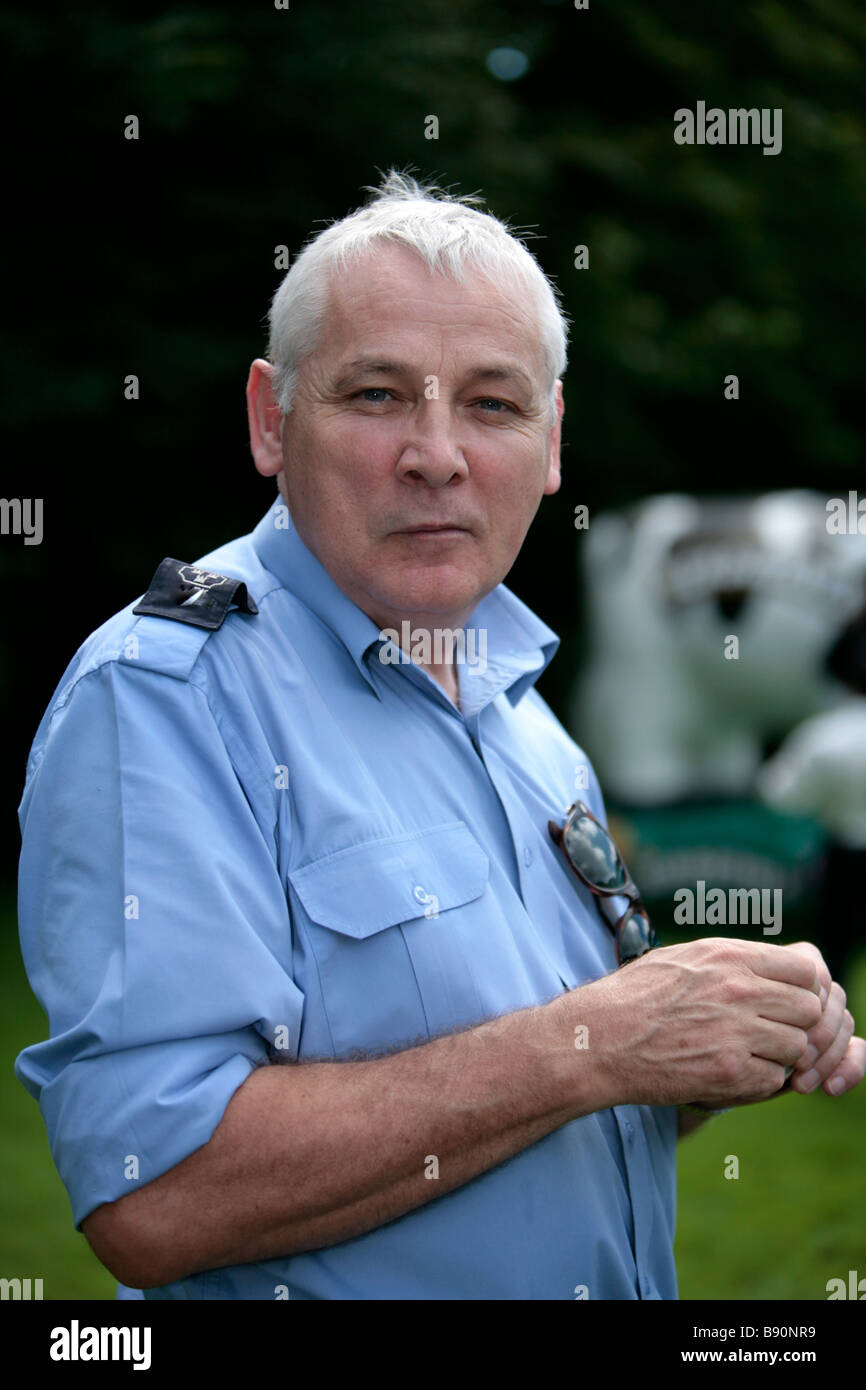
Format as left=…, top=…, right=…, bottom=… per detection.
left=288, top=821, right=490, bottom=938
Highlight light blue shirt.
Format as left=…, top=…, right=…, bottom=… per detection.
left=15, top=490, right=679, bottom=1300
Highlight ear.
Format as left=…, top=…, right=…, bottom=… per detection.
left=247, top=359, right=284, bottom=478
left=543, top=380, right=563, bottom=496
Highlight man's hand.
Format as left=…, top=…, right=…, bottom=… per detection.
left=668, top=940, right=865, bottom=1118
left=583, top=936, right=826, bottom=1110
left=783, top=942, right=865, bottom=1098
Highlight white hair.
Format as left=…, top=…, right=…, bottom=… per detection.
left=267, top=170, right=568, bottom=421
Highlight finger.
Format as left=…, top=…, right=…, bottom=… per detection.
left=726, top=1055, right=790, bottom=1103
left=750, top=1020, right=810, bottom=1070
left=791, top=1009, right=855, bottom=1093
left=821, top=1035, right=866, bottom=1097
left=782, top=941, right=832, bottom=1005
left=748, top=942, right=823, bottom=997
left=791, top=980, right=846, bottom=1073
left=755, top=982, right=824, bottom=1032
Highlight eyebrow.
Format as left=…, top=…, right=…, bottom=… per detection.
left=331, top=357, right=537, bottom=394
left=462, top=364, right=536, bottom=393
left=331, top=359, right=406, bottom=392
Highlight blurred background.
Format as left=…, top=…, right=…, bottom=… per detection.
left=2, top=0, right=865, bottom=1299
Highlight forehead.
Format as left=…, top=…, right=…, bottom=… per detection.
left=317, top=243, right=546, bottom=375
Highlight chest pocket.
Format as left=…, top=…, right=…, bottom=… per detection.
left=288, top=821, right=490, bottom=1055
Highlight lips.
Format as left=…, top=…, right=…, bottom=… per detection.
left=397, top=524, right=470, bottom=534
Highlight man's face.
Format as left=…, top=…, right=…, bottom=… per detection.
left=274, top=243, right=562, bottom=631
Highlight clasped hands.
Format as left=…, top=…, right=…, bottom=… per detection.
left=780, top=942, right=864, bottom=1098
left=733, top=940, right=865, bottom=1105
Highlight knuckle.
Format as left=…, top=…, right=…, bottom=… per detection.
left=785, top=944, right=819, bottom=980
left=787, top=1028, right=809, bottom=1063
left=722, top=973, right=754, bottom=1006
left=806, top=995, right=828, bottom=1028
left=751, top=1063, right=787, bottom=1100
left=716, top=1050, right=744, bottom=1086
left=803, top=993, right=824, bottom=1028
left=771, top=1063, right=790, bottom=1095
left=705, top=937, right=742, bottom=962
left=697, top=938, right=726, bottom=963
left=810, top=1016, right=835, bottom=1051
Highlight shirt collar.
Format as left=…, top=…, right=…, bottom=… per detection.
left=250, top=491, right=560, bottom=712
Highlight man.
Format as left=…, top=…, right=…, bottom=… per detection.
left=15, top=173, right=864, bottom=1301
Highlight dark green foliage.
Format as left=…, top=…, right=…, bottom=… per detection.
left=2, top=0, right=864, bottom=854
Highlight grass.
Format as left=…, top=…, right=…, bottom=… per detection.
left=1, top=902, right=117, bottom=1298
left=2, top=889, right=865, bottom=1300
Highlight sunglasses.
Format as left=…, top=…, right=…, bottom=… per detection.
left=548, top=800, right=659, bottom=966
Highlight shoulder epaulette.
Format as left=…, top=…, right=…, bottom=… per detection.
left=132, top=557, right=259, bottom=631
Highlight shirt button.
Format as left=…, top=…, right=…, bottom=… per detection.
left=624, top=1121, right=634, bottom=1140
left=412, top=884, right=429, bottom=904
left=523, top=846, right=533, bottom=866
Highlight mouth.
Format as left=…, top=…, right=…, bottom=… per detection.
left=395, top=524, right=471, bottom=536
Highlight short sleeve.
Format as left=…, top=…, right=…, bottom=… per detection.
left=15, top=659, right=303, bottom=1229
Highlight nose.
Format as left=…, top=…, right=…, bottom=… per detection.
left=395, top=402, right=469, bottom=488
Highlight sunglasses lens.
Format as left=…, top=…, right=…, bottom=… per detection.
left=616, top=906, right=657, bottom=964
left=562, top=812, right=627, bottom=891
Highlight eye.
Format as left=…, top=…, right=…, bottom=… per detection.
left=355, top=387, right=393, bottom=403
left=475, top=398, right=512, bottom=413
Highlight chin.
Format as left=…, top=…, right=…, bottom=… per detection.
left=381, top=585, right=479, bottom=622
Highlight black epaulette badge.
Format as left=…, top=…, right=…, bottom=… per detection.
left=132, top=557, right=259, bottom=630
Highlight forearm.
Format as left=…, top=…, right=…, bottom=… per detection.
left=85, top=989, right=609, bottom=1288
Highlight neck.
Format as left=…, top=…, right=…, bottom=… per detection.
left=376, top=618, right=466, bottom=707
